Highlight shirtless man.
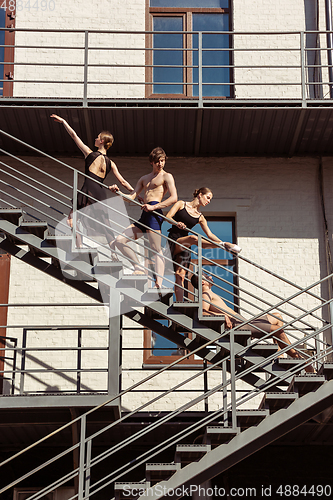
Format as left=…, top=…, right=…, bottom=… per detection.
left=191, top=273, right=315, bottom=372
left=110, top=147, right=178, bottom=288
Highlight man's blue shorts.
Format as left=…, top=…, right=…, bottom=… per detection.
left=134, top=201, right=163, bottom=233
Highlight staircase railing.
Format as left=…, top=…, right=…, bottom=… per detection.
left=0, top=129, right=333, bottom=499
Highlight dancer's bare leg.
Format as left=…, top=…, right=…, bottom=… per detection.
left=115, top=225, right=145, bottom=274
left=267, top=312, right=315, bottom=373
left=174, top=259, right=186, bottom=302
left=147, top=230, right=164, bottom=287
left=67, top=209, right=73, bottom=228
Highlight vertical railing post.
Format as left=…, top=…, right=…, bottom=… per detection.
left=222, top=360, right=228, bottom=426
left=108, top=287, right=122, bottom=398
left=300, top=31, right=307, bottom=106
left=203, top=359, right=208, bottom=413
left=198, top=235, right=203, bottom=313
left=77, top=328, right=82, bottom=394
left=19, top=329, right=27, bottom=394
left=198, top=32, right=203, bottom=108
left=78, top=414, right=86, bottom=500
left=83, top=31, right=89, bottom=107
left=72, top=170, right=78, bottom=251
left=85, top=439, right=92, bottom=498
left=229, top=329, right=237, bottom=429
left=329, top=301, right=333, bottom=361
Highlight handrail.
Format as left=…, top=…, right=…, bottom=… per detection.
left=1, top=29, right=333, bottom=103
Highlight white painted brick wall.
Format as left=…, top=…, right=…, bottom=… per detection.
left=13, top=0, right=146, bottom=98
left=5, top=153, right=331, bottom=409
left=233, top=0, right=330, bottom=99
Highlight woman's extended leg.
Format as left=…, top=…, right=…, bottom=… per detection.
left=267, top=312, right=315, bottom=373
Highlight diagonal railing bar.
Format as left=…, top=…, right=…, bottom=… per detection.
left=0, top=153, right=72, bottom=201
left=0, top=183, right=68, bottom=233
left=198, top=250, right=327, bottom=325
left=0, top=166, right=71, bottom=213
left=0, top=129, right=82, bottom=178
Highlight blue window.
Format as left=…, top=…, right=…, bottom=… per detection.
left=149, top=1, right=231, bottom=97
left=144, top=217, right=237, bottom=364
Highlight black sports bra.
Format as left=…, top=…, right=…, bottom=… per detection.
left=169, top=202, right=201, bottom=237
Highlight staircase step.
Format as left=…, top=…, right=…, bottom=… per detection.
left=0, top=208, right=24, bottom=225
left=175, top=444, right=211, bottom=463
left=204, top=426, right=240, bottom=446
left=200, top=315, right=226, bottom=333
left=288, top=374, right=326, bottom=396
left=318, top=363, right=333, bottom=381
left=45, top=235, right=73, bottom=253
left=228, top=409, right=270, bottom=427
left=92, top=261, right=123, bottom=278
left=118, top=274, right=148, bottom=292
left=19, top=221, right=49, bottom=240
left=114, top=481, right=150, bottom=500
left=141, top=288, right=174, bottom=306
left=259, top=392, right=298, bottom=412
left=276, top=357, right=309, bottom=371
left=172, top=302, right=199, bottom=318
left=146, top=463, right=180, bottom=484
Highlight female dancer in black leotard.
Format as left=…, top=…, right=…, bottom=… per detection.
left=50, top=114, right=133, bottom=246
left=166, top=187, right=241, bottom=302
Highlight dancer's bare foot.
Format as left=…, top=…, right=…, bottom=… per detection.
left=132, top=265, right=146, bottom=275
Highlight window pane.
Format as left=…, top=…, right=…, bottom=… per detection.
left=153, top=17, right=184, bottom=94
left=0, top=9, right=5, bottom=97
left=151, top=1, right=229, bottom=7
left=196, top=220, right=236, bottom=307
left=193, top=14, right=230, bottom=97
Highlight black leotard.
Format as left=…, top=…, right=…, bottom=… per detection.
left=77, top=152, right=111, bottom=209
left=167, top=202, right=201, bottom=269
left=76, top=151, right=114, bottom=243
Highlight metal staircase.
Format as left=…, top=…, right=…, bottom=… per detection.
left=0, top=130, right=333, bottom=500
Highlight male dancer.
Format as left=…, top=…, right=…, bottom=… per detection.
left=110, top=147, right=177, bottom=288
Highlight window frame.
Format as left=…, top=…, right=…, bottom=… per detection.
left=145, top=0, right=233, bottom=98
left=0, top=4, right=15, bottom=97
left=143, top=215, right=238, bottom=367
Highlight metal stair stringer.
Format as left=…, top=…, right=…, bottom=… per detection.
left=139, top=378, right=333, bottom=500
left=0, top=212, right=301, bottom=388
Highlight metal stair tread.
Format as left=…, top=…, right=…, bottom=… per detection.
left=175, top=444, right=211, bottom=462
left=318, top=363, right=333, bottom=380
